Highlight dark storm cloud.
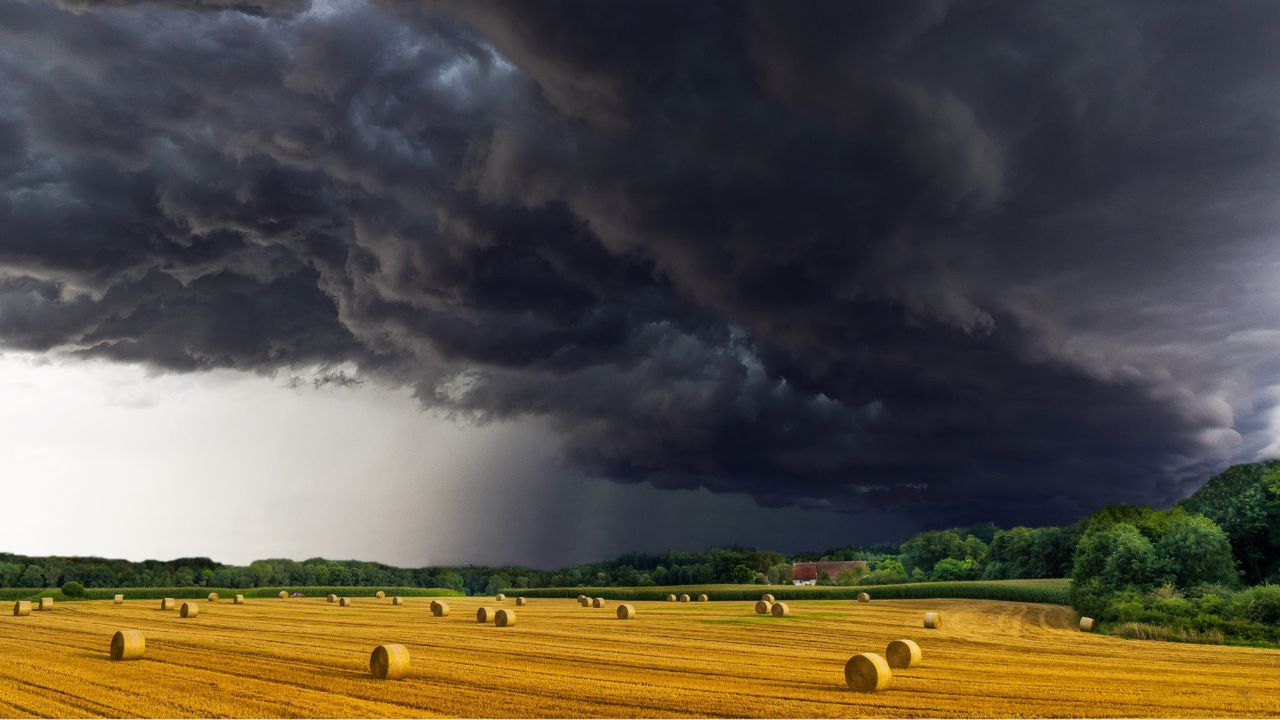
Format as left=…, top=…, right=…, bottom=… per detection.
left=1, top=0, right=1278, bottom=530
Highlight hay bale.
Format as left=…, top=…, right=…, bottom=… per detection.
left=113, top=594, right=124, bottom=605
left=761, top=593, right=775, bottom=603
left=430, top=600, right=450, bottom=617
left=160, top=598, right=176, bottom=611
left=844, top=652, right=892, bottom=692
left=577, top=594, right=587, bottom=601
left=233, top=595, right=245, bottom=604
left=666, top=594, right=677, bottom=602
left=278, top=591, right=288, bottom=599
left=616, top=603, right=636, bottom=620
left=110, top=630, right=145, bottom=661
left=12, top=601, right=30, bottom=617
left=476, top=606, right=495, bottom=623
left=679, top=594, right=691, bottom=602
left=495, top=609, right=516, bottom=627
left=327, top=594, right=337, bottom=603
left=697, top=594, right=709, bottom=602
left=339, top=597, right=352, bottom=607
left=771, top=601, right=790, bottom=617
left=391, top=596, right=403, bottom=606
left=1079, top=616, right=1096, bottom=632
left=38, top=597, right=53, bottom=611
left=857, top=592, right=871, bottom=603
left=754, top=600, right=773, bottom=615
left=495, top=593, right=506, bottom=601
left=592, top=597, right=607, bottom=608
left=516, top=597, right=527, bottom=606
left=886, top=639, right=921, bottom=669
left=180, top=602, right=199, bottom=619
left=578, top=597, right=591, bottom=607
left=923, top=611, right=942, bottom=629
left=207, top=592, right=219, bottom=602
left=370, top=643, right=409, bottom=680
left=375, top=591, right=386, bottom=599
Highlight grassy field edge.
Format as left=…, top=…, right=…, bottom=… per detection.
left=507, top=578, right=1071, bottom=605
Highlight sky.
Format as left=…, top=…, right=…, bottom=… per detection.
left=1, top=0, right=1279, bottom=568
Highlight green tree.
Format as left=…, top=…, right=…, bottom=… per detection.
left=1099, top=525, right=1159, bottom=590
left=730, top=564, right=756, bottom=583
left=19, top=564, right=45, bottom=587
left=899, top=530, right=966, bottom=575
left=931, top=557, right=978, bottom=581
left=1154, top=514, right=1238, bottom=587
left=60, top=581, right=85, bottom=597
left=1178, top=460, right=1280, bottom=584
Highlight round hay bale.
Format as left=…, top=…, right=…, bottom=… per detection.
left=578, top=596, right=591, bottom=607
left=516, top=597, right=527, bottom=606
left=110, top=630, right=145, bottom=662
left=770, top=601, right=790, bottom=617
left=857, top=592, right=871, bottom=603
left=1079, top=616, right=1096, bottom=632
left=577, top=594, right=587, bottom=601
left=844, top=652, right=892, bottom=692
left=278, top=591, right=289, bottom=599
left=339, top=597, right=352, bottom=607
left=233, top=595, right=245, bottom=604
left=666, top=594, right=677, bottom=602
left=761, top=593, right=775, bottom=603
left=180, top=602, right=199, bottom=619
left=476, top=606, right=495, bottom=623
left=495, top=609, right=517, bottom=627
left=375, top=591, right=386, bottom=599
left=369, top=643, right=409, bottom=680
left=592, top=597, right=607, bottom=608
left=207, top=592, right=219, bottom=602
left=616, top=603, right=636, bottom=620
left=886, top=639, right=921, bottom=669
left=160, top=598, right=176, bottom=611
left=391, top=596, right=403, bottom=606
left=679, top=594, right=691, bottom=603
left=923, top=611, right=942, bottom=629
left=697, top=594, right=709, bottom=602
left=430, top=600, right=450, bottom=617
left=754, top=600, right=773, bottom=615
left=38, top=597, right=53, bottom=611
left=495, top=593, right=506, bottom=601
left=113, top=594, right=124, bottom=605
left=12, top=601, right=31, bottom=617
left=327, top=594, right=337, bottom=603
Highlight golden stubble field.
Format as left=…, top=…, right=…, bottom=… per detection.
left=0, top=595, right=1277, bottom=718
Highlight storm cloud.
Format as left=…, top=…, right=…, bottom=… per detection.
left=2, top=0, right=1279, bottom=533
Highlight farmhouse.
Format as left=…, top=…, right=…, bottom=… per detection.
left=791, top=560, right=868, bottom=585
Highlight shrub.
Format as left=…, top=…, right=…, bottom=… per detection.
left=1114, top=622, right=1225, bottom=645
left=931, top=557, right=979, bottom=581
left=60, top=581, right=85, bottom=598
left=1232, top=584, right=1280, bottom=625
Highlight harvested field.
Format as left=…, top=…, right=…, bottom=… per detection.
left=0, top=596, right=1277, bottom=717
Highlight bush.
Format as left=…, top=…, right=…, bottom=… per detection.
left=931, top=557, right=979, bottom=581
left=1113, top=622, right=1225, bottom=645
left=1232, top=584, right=1280, bottom=625
left=60, top=581, right=85, bottom=598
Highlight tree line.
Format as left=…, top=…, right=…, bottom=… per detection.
left=5, top=461, right=1279, bottom=644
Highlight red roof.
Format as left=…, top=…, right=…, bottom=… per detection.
left=791, top=560, right=868, bottom=581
